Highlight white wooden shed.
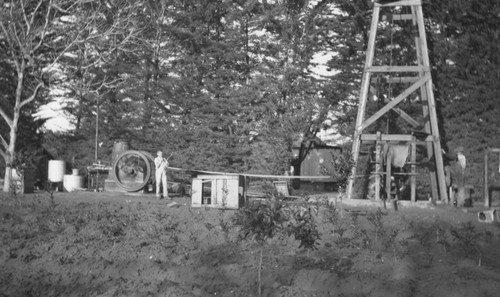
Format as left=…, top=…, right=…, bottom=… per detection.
left=191, top=175, right=245, bottom=209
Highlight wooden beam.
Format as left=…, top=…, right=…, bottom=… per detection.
left=375, top=0, right=421, bottom=7
left=361, top=133, right=433, bottom=142
left=391, top=107, right=421, bottom=128
left=347, top=4, right=381, bottom=200
left=386, top=76, right=420, bottom=84
left=484, top=151, right=489, bottom=207
left=487, top=148, right=500, bottom=153
left=375, top=132, right=382, bottom=201
left=360, top=74, right=430, bottom=131
left=391, top=14, right=414, bottom=21
left=411, top=138, right=417, bottom=202
left=416, top=6, right=448, bottom=202
left=361, top=134, right=413, bottom=142
left=386, top=151, right=392, bottom=206
left=368, top=66, right=430, bottom=73
left=386, top=13, right=414, bottom=22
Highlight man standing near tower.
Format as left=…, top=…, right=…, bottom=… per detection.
left=154, top=150, right=170, bottom=199
left=454, top=146, right=467, bottom=206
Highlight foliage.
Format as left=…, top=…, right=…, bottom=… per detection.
left=233, top=196, right=290, bottom=245
left=0, top=0, right=497, bottom=198
left=425, top=1, right=500, bottom=194
left=323, top=203, right=353, bottom=248
left=326, top=148, right=355, bottom=190
left=367, top=208, right=386, bottom=242
left=232, top=195, right=289, bottom=296
left=450, top=221, right=492, bottom=257
left=23, top=0, right=353, bottom=177
left=286, top=203, right=320, bottom=252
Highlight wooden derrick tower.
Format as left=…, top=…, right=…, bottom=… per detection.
left=345, top=0, right=448, bottom=202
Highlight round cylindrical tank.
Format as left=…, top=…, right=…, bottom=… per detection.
left=111, top=140, right=130, bottom=162
left=63, top=174, right=84, bottom=192
left=48, top=160, right=65, bottom=182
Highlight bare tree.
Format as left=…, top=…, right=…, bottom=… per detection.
left=0, top=0, right=142, bottom=192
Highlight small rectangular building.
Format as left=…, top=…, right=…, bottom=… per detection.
left=292, top=141, right=342, bottom=191
left=191, top=175, right=245, bottom=209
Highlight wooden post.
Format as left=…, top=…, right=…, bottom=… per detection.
left=346, top=4, right=381, bottom=200
left=411, top=137, right=417, bottom=202
left=375, top=132, right=382, bottom=200
left=386, top=151, right=392, bottom=204
left=415, top=5, right=448, bottom=203
left=412, top=6, right=437, bottom=202
left=484, top=150, right=489, bottom=207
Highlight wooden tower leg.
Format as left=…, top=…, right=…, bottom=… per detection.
left=413, top=5, right=448, bottom=202
left=375, top=132, right=382, bottom=200
left=346, top=5, right=381, bottom=200
left=484, top=151, right=489, bottom=208
left=411, top=137, right=417, bottom=202
left=386, top=151, right=392, bottom=203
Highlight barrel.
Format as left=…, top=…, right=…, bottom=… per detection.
left=111, top=140, right=130, bottom=162
left=48, top=160, right=66, bottom=182
left=63, top=174, right=84, bottom=192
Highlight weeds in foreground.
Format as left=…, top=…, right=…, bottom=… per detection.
left=323, top=150, right=355, bottom=219
left=450, top=221, right=493, bottom=266
left=323, top=204, right=352, bottom=249
left=382, top=226, right=411, bottom=263
left=96, top=203, right=128, bottom=241
left=232, top=195, right=322, bottom=296
left=367, top=208, right=385, bottom=242
left=286, top=203, right=320, bottom=256
left=233, top=196, right=289, bottom=297
left=432, top=220, right=450, bottom=254
left=218, top=209, right=233, bottom=242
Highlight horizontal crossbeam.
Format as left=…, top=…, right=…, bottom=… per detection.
left=385, top=76, right=420, bottom=83
left=361, top=133, right=435, bottom=142
left=367, top=66, right=430, bottom=73
left=375, top=0, right=421, bottom=7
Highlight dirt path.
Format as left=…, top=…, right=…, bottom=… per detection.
left=1, top=191, right=500, bottom=297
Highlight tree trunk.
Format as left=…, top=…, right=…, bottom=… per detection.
left=2, top=62, right=23, bottom=192
left=3, top=126, right=18, bottom=193
left=3, top=167, right=12, bottom=192
left=2, top=137, right=16, bottom=193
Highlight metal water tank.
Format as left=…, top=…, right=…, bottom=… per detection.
left=48, top=160, right=66, bottom=182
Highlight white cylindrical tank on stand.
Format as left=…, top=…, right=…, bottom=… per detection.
left=64, top=169, right=84, bottom=192
left=48, top=160, right=66, bottom=182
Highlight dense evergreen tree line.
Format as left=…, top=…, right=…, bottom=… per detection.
left=2, top=0, right=499, bottom=196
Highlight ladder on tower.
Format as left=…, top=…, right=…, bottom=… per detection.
left=345, top=0, right=448, bottom=203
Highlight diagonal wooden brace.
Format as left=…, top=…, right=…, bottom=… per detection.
left=359, top=73, right=430, bottom=132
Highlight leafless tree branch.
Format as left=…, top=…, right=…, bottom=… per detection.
left=19, top=82, right=45, bottom=110
left=0, top=105, right=13, bottom=129
left=33, top=0, right=53, bottom=52
left=0, top=22, right=21, bottom=73
left=0, top=134, right=8, bottom=151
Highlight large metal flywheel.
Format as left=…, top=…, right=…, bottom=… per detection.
left=111, top=150, right=155, bottom=192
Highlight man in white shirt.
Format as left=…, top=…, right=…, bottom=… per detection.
left=154, top=150, right=169, bottom=199
left=454, top=146, right=466, bottom=206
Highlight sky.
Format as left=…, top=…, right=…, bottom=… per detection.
left=35, top=101, right=73, bottom=132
